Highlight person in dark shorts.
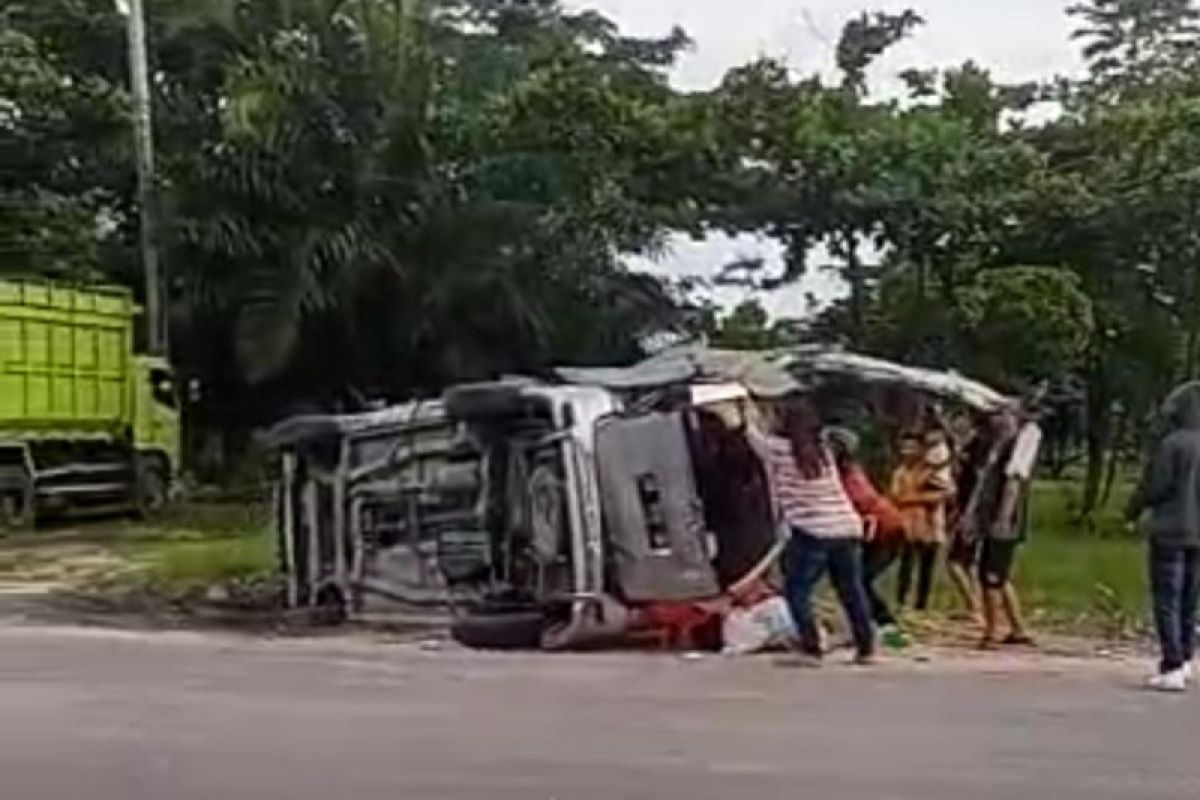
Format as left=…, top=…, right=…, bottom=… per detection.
left=969, top=408, right=1040, bottom=649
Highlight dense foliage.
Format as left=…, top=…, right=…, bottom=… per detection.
left=5, top=0, right=1200, bottom=512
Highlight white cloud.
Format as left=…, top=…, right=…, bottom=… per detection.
left=568, top=1, right=1087, bottom=316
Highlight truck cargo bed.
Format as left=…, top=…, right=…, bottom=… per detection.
left=0, top=280, right=135, bottom=439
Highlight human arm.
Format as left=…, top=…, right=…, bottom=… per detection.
left=1126, top=438, right=1179, bottom=522
left=995, top=422, right=1042, bottom=532
left=891, top=472, right=952, bottom=507
left=845, top=466, right=905, bottom=535
left=741, top=401, right=772, bottom=460
left=740, top=402, right=787, bottom=535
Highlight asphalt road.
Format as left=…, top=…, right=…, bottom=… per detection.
left=0, top=624, right=1195, bottom=800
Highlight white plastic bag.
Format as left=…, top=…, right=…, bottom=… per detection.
left=721, top=596, right=796, bottom=655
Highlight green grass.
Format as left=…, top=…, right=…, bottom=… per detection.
left=113, top=503, right=276, bottom=595
left=120, top=529, right=275, bottom=595
left=873, top=477, right=1149, bottom=637
left=0, top=503, right=276, bottom=599
left=1015, top=479, right=1147, bottom=634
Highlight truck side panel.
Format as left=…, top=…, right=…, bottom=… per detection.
left=0, top=280, right=134, bottom=439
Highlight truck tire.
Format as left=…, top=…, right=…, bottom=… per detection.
left=134, top=458, right=169, bottom=520
left=0, top=485, right=34, bottom=534
left=0, top=466, right=34, bottom=534
left=444, top=383, right=528, bottom=420
left=450, top=610, right=546, bottom=651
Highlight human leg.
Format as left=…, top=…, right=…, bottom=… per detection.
left=978, top=539, right=1018, bottom=647
left=946, top=537, right=980, bottom=618
left=862, top=541, right=899, bottom=626
left=784, top=532, right=828, bottom=656
left=1149, top=542, right=1186, bottom=674
left=1001, top=583, right=1031, bottom=643
left=996, top=541, right=1030, bottom=641
left=914, top=543, right=938, bottom=611
left=896, top=543, right=916, bottom=608
left=1179, top=547, right=1200, bottom=667
left=828, top=539, right=876, bottom=659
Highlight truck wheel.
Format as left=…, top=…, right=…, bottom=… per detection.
left=0, top=469, right=34, bottom=534
left=134, top=460, right=169, bottom=520
left=444, top=382, right=528, bottom=420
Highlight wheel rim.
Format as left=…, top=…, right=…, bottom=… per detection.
left=140, top=470, right=167, bottom=512
left=1, top=491, right=31, bottom=528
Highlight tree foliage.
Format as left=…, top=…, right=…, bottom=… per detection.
left=0, top=19, right=129, bottom=278
left=5, top=0, right=709, bottom=418
left=7, top=0, right=1200, bottom=507
left=953, top=267, right=1095, bottom=389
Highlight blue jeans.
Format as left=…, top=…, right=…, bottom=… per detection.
left=1150, top=543, right=1200, bottom=673
left=784, top=531, right=875, bottom=658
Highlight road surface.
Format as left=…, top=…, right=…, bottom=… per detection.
left=0, top=623, right=1194, bottom=800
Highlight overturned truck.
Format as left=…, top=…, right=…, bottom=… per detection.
left=269, top=346, right=1010, bottom=648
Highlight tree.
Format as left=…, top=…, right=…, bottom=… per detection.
left=708, top=299, right=790, bottom=350
left=6, top=0, right=701, bottom=398
left=1068, top=0, right=1200, bottom=101
left=0, top=22, right=129, bottom=278
left=953, top=267, right=1095, bottom=389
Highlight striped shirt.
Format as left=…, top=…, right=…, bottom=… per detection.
left=752, top=432, right=864, bottom=540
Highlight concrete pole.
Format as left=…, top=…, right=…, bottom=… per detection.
left=121, top=0, right=166, bottom=356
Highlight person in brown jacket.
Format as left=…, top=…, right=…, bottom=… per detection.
left=891, top=432, right=954, bottom=612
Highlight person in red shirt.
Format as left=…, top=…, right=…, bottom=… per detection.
left=825, top=428, right=906, bottom=633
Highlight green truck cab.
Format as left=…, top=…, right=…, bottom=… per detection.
left=0, top=279, right=180, bottom=530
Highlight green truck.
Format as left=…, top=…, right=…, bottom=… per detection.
left=0, top=279, right=180, bottom=530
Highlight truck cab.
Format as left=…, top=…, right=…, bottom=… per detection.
left=129, top=355, right=181, bottom=516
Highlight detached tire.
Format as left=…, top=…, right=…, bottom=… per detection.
left=134, top=458, right=169, bottom=520
left=451, top=610, right=546, bottom=651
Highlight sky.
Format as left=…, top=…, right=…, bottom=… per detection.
left=565, top=0, right=1087, bottom=317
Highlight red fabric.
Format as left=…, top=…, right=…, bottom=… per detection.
left=840, top=465, right=906, bottom=543
left=634, top=600, right=725, bottom=650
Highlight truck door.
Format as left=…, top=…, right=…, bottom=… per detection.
left=133, top=359, right=180, bottom=473
left=593, top=412, right=719, bottom=602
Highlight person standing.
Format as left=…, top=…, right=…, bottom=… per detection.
left=747, top=400, right=875, bottom=665
left=971, top=408, right=1038, bottom=650
left=825, top=427, right=907, bottom=643
left=1127, top=382, right=1200, bottom=692
left=891, top=433, right=953, bottom=612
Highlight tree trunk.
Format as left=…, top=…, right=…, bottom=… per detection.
left=1100, top=406, right=1128, bottom=508
left=1081, top=362, right=1113, bottom=524
left=843, top=230, right=865, bottom=346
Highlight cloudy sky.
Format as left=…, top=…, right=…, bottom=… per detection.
left=566, top=0, right=1087, bottom=317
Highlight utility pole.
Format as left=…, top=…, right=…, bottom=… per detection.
left=117, top=0, right=166, bottom=356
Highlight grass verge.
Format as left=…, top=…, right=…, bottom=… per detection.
left=113, top=504, right=275, bottom=596
left=0, top=503, right=276, bottom=604
left=1016, top=480, right=1146, bottom=636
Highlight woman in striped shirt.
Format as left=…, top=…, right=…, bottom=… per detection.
left=748, top=398, right=876, bottom=664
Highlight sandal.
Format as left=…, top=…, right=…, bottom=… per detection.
left=1002, top=633, right=1036, bottom=647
